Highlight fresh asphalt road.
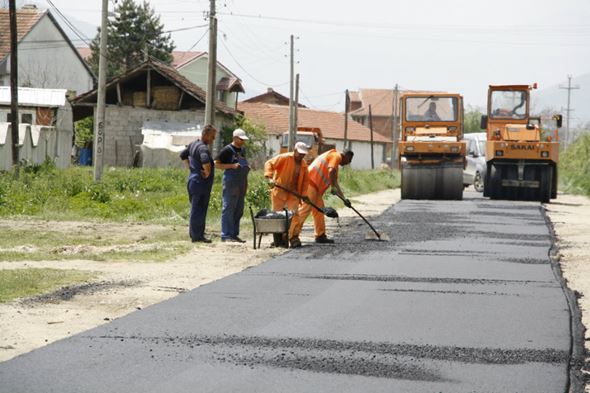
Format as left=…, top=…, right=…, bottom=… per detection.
left=0, top=191, right=578, bottom=392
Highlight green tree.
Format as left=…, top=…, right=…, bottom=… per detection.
left=88, top=0, right=175, bottom=78
left=464, top=105, right=484, bottom=133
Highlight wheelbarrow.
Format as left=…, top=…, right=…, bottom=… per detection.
left=249, top=207, right=292, bottom=249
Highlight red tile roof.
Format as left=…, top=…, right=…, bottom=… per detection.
left=0, top=8, right=45, bottom=62
left=77, top=46, right=91, bottom=61
left=238, top=102, right=391, bottom=143
left=171, top=50, right=205, bottom=68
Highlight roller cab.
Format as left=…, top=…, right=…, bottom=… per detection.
left=398, top=93, right=466, bottom=200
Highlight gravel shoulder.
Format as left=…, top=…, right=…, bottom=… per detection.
left=0, top=188, right=400, bottom=362
left=545, top=192, right=590, bottom=389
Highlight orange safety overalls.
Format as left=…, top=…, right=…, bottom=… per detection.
left=264, top=152, right=309, bottom=240
left=293, top=149, right=342, bottom=238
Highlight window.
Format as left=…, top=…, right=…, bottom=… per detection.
left=490, top=90, right=528, bottom=119
left=405, top=96, right=458, bottom=122
left=5, top=111, right=36, bottom=124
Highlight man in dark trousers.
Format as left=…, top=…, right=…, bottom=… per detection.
left=214, top=128, right=250, bottom=243
left=180, top=124, right=217, bottom=243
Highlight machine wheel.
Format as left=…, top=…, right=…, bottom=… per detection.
left=401, top=166, right=436, bottom=199
left=488, top=164, right=502, bottom=200
left=473, top=171, right=484, bottom=193
left=483, top=163, right=492, bottom=197
left=539, top=166, right=553, bottom=203
left=439, top=166, right=463, bottom=200
left=402, top=165, right=462, bottom=200
left=551, top=166, right=558, bottom=199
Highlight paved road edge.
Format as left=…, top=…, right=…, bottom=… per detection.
left=543, top=205, right=586, bottom=393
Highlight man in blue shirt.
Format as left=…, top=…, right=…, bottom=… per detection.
left=215, top=128, right=250, bottom=243
left=180, top=124, right=217, bottom=243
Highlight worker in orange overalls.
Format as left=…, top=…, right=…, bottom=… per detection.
left=293, top=149, right=354, bottom=244
left=264, top=142, right=310, bottom=248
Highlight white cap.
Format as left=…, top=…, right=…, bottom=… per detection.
left=294, top=141, right=310, bottom=154
left=233, top=128, right=249, bottom=140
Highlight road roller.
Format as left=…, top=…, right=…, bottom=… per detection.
left=482, top=84, right=562, bottom=203
left=398, top=93, right=466, bottom=200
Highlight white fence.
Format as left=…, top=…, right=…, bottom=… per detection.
left=0, top=123, right=72, bottom=170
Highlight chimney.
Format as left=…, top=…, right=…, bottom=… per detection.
left=267, top=88, right=274, bottom=93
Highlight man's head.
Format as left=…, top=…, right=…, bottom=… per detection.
left=293, top=142, right=310, bottom=163
left=201, top=124, right=217, bottom=145
left=428, top=102, right=437, bottom=111
left=340, top=149, right=354, bottom=166
left=232, top=128, right=249, bottom=148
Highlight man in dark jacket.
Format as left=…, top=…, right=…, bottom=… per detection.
left=214, top=128, right=250, bottom=243
left=180, top=124, right=217, bottom=243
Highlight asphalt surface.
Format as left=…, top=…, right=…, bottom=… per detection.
left=0, top=191, right=579, bottom=392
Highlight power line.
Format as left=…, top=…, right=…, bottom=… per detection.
left=219, top=36, right=289, bottom=89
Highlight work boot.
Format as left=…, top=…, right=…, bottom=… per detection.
left=290, top=237, right=302, bottom=248
left=315, top=234, right=334, bottom=244
left=233, top=236, right=246, bottom=243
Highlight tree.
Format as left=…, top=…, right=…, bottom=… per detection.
left=464, top=105, right=484, bottom=133
left=88, top=0, right=175, bottom=78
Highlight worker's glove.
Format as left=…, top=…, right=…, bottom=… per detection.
left=343, top=198, right=352, bottom=208
left=266, top=178, right=275, bottom=188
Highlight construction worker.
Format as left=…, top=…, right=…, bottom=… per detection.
left=215, top=128, right=250, bottom=243
left=264, top=142, right=310, bottom=248
left=294, top=149, right=354, bottom=244
left=180, top=124, right=216, bottom=243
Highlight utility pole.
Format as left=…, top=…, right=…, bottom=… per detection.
left=343, top=89, right=349, bottom=150
left=294, top=73, right=300, bottom=136
left=559, top=75, right=580, bottom=149
left=93, top=0, right=108, bottom=181
left=369, top=104, right=374, bottom=170
left=205, top=0, right=219, bottom=153
left=391, top=84, right=400, bottom=169
left=287, top=34, right=295, bottom=152
left=9, top=0, right=19, bottom=173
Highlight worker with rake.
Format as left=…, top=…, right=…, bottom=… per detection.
left=264, top=142, right=310, bottom=248
left=293, top=149, right=354, bottom=244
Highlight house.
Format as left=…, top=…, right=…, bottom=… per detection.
left=0, top=5, right=95, bottom=96
left=238, top=102, right=391, bottom=170
left=0, top=86, right=73, bottom=170
left=242, top=87, right=306, bottom=108
left=72, top=58, right=239, bottom=167
left=77, top=49, right=245, bottom=110
left=172, top=51, right=245, bottom=110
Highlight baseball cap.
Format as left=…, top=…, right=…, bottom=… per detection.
left=294, top=141, right=310, bottom=154
left=233, top=128, right=249, bottom=140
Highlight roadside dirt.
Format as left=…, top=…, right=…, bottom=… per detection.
left=545, top=192, right=590, bottom=389
left=0, top=188, right=400, bottom=362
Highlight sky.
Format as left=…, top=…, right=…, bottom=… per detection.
left=32, top=0, right=590, bottom=111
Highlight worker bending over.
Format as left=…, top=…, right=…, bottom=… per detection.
left=264, top=142, right=310, bottom=248
left=294, top=149, right=354, bottom=244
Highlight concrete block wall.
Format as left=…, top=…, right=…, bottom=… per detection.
left=103, top=105, right=206, bottom=167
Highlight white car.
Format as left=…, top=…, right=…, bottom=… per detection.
left=463, top=132, right=487, bottom=192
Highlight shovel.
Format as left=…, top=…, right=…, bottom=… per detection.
left=332, top=191, right=389, bottom=241
left=272, top=183, right=339, bottom=218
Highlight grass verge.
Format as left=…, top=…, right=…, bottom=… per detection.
left=560, top=133, right=590, bottom=197
left=0, top=268, right=96, bottom=303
